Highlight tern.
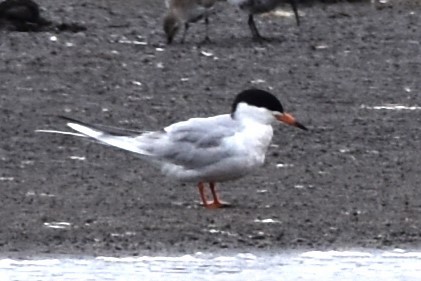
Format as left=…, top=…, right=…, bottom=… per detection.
left=37, top=89, right=307, bottom=208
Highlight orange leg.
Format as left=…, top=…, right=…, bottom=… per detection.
left=198, top=182, right=211, bottom=207
left=197, top=182, right=230, bottom=209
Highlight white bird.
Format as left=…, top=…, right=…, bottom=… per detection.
left=37, top=89, right=307, bottom=208
left=227, top=0, right=300, bottom=41
left=163, top=0, right=219, bottom=44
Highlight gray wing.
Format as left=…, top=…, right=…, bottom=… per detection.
left=136, top=114, right=240, bottom=169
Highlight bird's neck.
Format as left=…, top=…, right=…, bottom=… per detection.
left=239, top=117, right=274, bottom=153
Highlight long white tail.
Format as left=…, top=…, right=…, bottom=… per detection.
left=35, top=129, right=86, bottom=137
left=36, top=117, right=151, bottom=156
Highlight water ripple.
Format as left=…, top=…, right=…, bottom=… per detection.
left=0, top=249, right=420, bottom=281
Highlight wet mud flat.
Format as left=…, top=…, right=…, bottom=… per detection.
left=0, top=0, right=420, bottom=257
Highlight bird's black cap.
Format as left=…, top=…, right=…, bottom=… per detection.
left=231, top=89, right=284, bottom=114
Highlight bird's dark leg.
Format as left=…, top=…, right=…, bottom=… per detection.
left=201, top=15, right=211, bottom=43
left=248, top=14, right=266, bottom=42
left=181, top=22, right=189, bottom=43
left=289, top=0, right=300, bottom=26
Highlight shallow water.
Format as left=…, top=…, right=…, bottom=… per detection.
left=1, top=249, right=420, bottom=281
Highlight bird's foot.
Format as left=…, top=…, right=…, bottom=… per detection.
left=252, top=34, right=271, bottom=43
left=203, top=200, right=231, bottom=209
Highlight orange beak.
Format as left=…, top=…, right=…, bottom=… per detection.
left=276, top=113, right=308, bottom=131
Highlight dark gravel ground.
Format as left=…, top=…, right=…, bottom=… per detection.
left=0, top=0, right=420, bottom=257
